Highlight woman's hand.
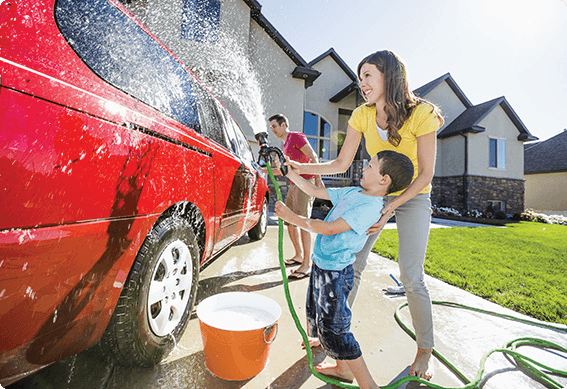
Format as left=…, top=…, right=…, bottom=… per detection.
left=367, top=202, right=395, bottom=234
left=284, top=158, right=303, bottom=174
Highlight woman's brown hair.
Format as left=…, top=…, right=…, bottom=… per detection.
left=357, top=50, right=444, bottom=147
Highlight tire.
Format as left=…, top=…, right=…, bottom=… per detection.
left=99, top=216, right=200, bottom=366
left=248, top=197, right=268, bottom=241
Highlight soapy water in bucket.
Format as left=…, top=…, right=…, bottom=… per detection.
left=197, top=292, right=281, bottom=380
left=204, top=306, right=276, bottom=331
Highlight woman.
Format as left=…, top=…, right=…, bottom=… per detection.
left=288, top=50, right=444, bottom=381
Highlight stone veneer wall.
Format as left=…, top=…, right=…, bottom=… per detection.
left=430, top=176, right=464, bottom=211
left=432, top=175, right=525, bottom=215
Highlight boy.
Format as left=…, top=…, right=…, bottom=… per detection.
left=275, top=150, right=414, bottom=389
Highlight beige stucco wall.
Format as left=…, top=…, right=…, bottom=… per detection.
left=524, top=172, right=567, bottom=213
left=422, top=81, right=467, bottom=133
left=436, top=136, right=466, bottom=176
left=419, top=81, right=467, bottom=177
left=247, top=22, right=306, bottom=149
left=467, top=105, right=524, bottom=179
left=306, top=55, right=358, bottom=159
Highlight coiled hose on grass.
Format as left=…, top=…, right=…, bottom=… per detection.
left=265, top=162, right=567, bottom=389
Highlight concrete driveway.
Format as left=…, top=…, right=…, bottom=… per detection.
left=8, top=220, right=566, bottom=389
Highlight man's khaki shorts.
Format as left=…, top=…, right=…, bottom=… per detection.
left=285, top=180, right=314, bottom=225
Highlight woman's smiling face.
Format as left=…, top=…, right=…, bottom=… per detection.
left=358, top=63, right=385, bottom=106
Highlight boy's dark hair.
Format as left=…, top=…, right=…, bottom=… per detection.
left=376, top=150, right=414, bottom=194
left=268, top=113, right=288, bottom=127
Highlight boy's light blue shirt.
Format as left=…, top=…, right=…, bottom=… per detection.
left=312, top=187, right=384, bottom=271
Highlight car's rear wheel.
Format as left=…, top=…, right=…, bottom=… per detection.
left=99, top=216, right=199, bottom=366
left=248, top=198, right=268, bottom=241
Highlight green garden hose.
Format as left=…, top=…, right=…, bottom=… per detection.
left=265, top=162, right=567, bottom=389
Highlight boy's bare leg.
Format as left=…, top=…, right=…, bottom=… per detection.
left=301, top=336, right=320, bottom=349
left=315, top=358, right=379, bottom=389
left=410, top=347, right=433, bottom=380
left=345, top=357, right=380, bottom=389
left=314, top=360, right=354, bottom=382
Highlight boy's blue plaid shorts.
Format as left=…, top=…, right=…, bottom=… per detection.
left=306, top=263, right=362, bottom=360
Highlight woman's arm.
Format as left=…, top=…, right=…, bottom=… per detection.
left=287, top=125, right=362, bottom=175
left=285, top=165, right=329, bottom=200
left=368, top=131, right=436, bottom=233
left=298, top=142, right=324, bottom=187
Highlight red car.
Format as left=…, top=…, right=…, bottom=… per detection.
left=0, top=0, right=269, bottom=385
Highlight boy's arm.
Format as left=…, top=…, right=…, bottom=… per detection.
left=275, top=201, right=350, bottom=235
left=285, top=159, right=329, bottom=200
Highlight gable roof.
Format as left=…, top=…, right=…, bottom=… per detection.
left=524, top=141, right=541, bottom=151
left=524, top=130, right=567, bottom=174
left=329, top=82, right=359, bottom=103
left=242, top=0, right=321, bottom=85
left=414, top=73, right=473, bottom=108
left=309, top=48, right=357, bottom=82
left=437, top=96, right=538, bottom=141
left=308, top=48, right=364, bottom=103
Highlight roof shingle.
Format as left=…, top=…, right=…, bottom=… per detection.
left=524, top=130, right=567, bottom=174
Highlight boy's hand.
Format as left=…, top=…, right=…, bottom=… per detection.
left=274, top=201, right=295, bottom=224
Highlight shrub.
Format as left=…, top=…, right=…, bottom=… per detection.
left=465, top=209, right=482, bottom=218
left=520, top=209, right=567, bottom=225
left=495, top=210, right=507, bottom=220
left=432, top=206, right=461, bottom=217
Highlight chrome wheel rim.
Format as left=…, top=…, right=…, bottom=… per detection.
left=147, top=239, right=193, bottom=336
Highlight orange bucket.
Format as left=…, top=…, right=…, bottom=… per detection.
left=196, top=292, right=282, bottom=381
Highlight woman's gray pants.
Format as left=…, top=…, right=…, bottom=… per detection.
left=348, top=193, right=435, bottom=349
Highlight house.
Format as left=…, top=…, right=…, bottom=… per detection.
left=120, top=0, right=537, bottom=216
left=414, top=73, right=538, bottom=216
left=524, top=130, right=567, bottom=216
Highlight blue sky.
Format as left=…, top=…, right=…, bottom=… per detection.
left=260, top=0, right=567, bottom=142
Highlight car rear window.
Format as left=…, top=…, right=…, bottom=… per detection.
left=55, top=0, right=201, bottom=132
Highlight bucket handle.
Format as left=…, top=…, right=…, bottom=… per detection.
left=263, top=323, right=278, bottom=344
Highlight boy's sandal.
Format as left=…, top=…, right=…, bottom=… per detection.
left=288, top=270, right=310, bottom=280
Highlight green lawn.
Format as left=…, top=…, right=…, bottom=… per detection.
left=372, top=221, right=567, bottom=325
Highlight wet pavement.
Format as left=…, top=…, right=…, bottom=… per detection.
left=8, top=217, right=567, bottom=389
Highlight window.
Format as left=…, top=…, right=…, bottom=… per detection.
left=489, top=138, right=506, bottom=169
left=56, top=0, right=201, bottom=131
left=196, top=93, right=230, bottom=149
left=181, top=0, right=221, bottom=44
left=488, top=200, right=506, bottom=212
left=221, top=109, right=255, bottom=163
left=303, top=112, right=330, bottom=160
